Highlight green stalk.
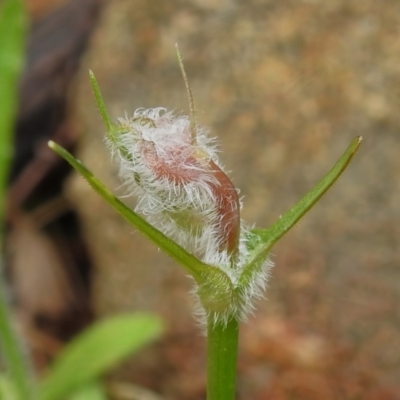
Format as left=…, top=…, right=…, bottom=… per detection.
left=207, top=316, right=239, bottom=400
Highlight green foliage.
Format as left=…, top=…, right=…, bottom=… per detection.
left=0, top=1, right=31, bottom=400
left=67, top=382, right=107, bottom=400
left=0, top=5, right=163, bottom=400
left=0, top=0, right=27, bottom=222
left=37, top=313, right=163, bottom=400
left=0, top=373, right=18, bottom=400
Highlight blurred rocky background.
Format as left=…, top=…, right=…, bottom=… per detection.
left=7, top=0, right=400, bottom=399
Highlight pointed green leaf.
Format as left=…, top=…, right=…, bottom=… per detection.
left=239, top=136, right=362, bottom=287
left=89, top=70, right=113, bottom=135
left=37, top=313, right=162, bottom=400
left=48, top=141, right=213, bottom=282
left=85, top=72, right=234, bottom=290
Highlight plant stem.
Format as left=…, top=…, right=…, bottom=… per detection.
left=207, top=316, right=239, bottom=400
left=0, top=260, right=33, bottom=399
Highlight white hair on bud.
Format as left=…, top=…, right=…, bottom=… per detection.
left=110, top=108, right=224, bottom=258
left=108, top=107, right=273, bottom=325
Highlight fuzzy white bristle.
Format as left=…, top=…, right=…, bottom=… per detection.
left=108, top=107, right=273, bottom=325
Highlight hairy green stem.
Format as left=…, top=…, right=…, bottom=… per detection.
left=207, top=316, right=239, bottom=400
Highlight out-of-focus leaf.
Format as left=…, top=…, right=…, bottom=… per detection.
left=0, top=0, right=27, bottom=218
left=68, top=381, right=107, bottom=400
left=0, top=373, right=17, bottom=400
left=37, top=313, right=163, bottom=400
left=0, top=2, right=31, bottom=398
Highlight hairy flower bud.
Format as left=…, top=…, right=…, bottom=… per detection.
left=108, top=108, right=242, bottom=266
left=80, top=65, right=358, bottom=326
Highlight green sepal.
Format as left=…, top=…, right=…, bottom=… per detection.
left=197, top=266, right=236, bottom=316
left=238, top=136, right=362, bottom=288
left=48, top=141, right=239, bottom=316
left=89, top=70, right=132, bottom=157
left=89, top=70, right=113, bottom=136
left=48, top=141, right=225, bottom=284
